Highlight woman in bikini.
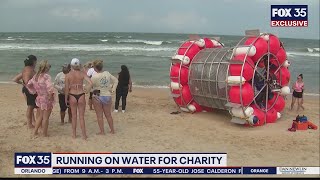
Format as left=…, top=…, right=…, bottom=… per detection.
left=26, top=60, right=54, bottom=137
left=65, top=58, right=93, bottom=140
left=290, top=74, right=305, bottom=111
left=91, top=60, right=118, bottom=135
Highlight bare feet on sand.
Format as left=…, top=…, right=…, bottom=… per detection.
left=82, top=136, right=88, bottom=140
left=31, top=134, right=39, bottom=139
left=28, top=124, right=35, bottom=129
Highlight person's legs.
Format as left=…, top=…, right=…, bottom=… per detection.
left=59, top=94, right=67, bottom=124
left=42, top=108, right=52, bottom=137
left=60, top=111, right=66, bottom=124
left=93, top=97, right=105, bottom=135
left=32, top=110, right=36, bottom=125
left=26, top=91, right=37, bottom=128
left=78, top=95, right=87, bottom=140
left=301, top=96, right=305, bottom=110
left=89, top=99, right=93, bottom=110
left=35, top=108, right=42, bottom=132
left=66, top=95, right=72, bottom=123
left=34, top=109, right=43, bottom=135
left=297, top=98, right=302, bottom=111
left=25, top=93, right=36, bottom=125
left=25, top=90, right=36, bottom=125
left=121, top=88, right=129, bottom=111
left=89, top=92, right=94, bottom=110
left=103, top=99, right=114, bottom=134
left=68, top=107, right=72, bottom=123
left=290, top=96, right=296, bottom=110
left=26, top=106, right=35, bottom=128
left=114, top=89, right=121, bottom=112
left=69, top=96, right=78, bottom=139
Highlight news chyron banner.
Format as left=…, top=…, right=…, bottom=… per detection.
left=14, top=153, right=320, bottom=175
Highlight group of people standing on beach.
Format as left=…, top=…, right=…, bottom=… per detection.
left=12, top=54, right=305, bottom=139
left=13, top=55, right=132, bottom=140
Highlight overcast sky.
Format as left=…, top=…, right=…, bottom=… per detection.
left=0, top=0, right=319, bottom=39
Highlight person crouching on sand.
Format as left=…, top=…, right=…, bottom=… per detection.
left=26, top=60, right=55, bottom=137
left=54, top=63, right=72, bottom=124
left=65, top=58, right=93, bottom=140
left=91, top=60, right=118, bottom=135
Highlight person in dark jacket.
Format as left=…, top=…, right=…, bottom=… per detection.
left=114, top=65, right=132, bottom=113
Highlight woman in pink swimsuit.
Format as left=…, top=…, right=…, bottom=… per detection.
left=27, top=60, right=55, bottom=137
left=290, top=74, right=305, bottom=111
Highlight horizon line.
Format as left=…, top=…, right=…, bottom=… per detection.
left=0, top=31, right=319, bottom=40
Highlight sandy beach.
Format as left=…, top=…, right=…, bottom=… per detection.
left=0, top=83, right=319, bottom=178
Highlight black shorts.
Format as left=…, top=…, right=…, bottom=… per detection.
left=22, top=86, right=38, bottom=108
left=89, top=92, right=93, bottom=99
left=22, top=86, right=27, bottom=94
left=293, top=91, right=303, bottom=98
left=58, top=93, right=69, bottom=112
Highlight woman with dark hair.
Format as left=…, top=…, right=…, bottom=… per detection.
left=21, top=55, right=38, bottom=128
left=290, top=74, right=305, bottom=111
left=114, top=65, right=132, bottom=113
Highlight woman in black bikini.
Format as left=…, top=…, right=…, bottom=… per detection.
left=65, top=58, right=92, bottom=140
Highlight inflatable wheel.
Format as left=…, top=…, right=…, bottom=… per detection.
left=170, top=37, right=223, bottom=112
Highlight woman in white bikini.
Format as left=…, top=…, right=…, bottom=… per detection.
left=65, top=58, right=93, bottom=140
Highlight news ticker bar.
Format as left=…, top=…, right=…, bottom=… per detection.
left=14, top=167, right=320, bottom=175
left=14, top=153, right=320, bottom=175
left=15, top=153, right=227, bottom=167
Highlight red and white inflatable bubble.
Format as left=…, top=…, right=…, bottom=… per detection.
left=169, top=31, right=291, bottom=127
left=170, top=37, right=223, bottom=113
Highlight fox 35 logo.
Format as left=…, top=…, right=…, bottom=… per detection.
left=271, top=5, right=308, bottom=27
left=15, top=153, right=51, bottom=167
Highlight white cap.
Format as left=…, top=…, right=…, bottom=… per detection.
left=71, top=58, right=80, bottom=66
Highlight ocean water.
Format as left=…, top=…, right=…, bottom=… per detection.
left=0, top=32, right=319, bottom=94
